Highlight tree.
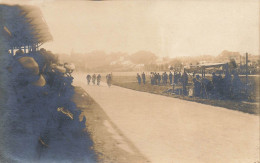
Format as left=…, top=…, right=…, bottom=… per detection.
left=129, top=51, right=157, bottom=64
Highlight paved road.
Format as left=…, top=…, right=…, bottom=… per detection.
left=73, top=73, right=259, bottom=163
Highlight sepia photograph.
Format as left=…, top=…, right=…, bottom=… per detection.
left=0, top=0, right=259, bottom=162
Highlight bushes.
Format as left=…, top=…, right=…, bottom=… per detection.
left=1, top=51, right=96, bottom=162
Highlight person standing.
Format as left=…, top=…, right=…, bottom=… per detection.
left=158, top=73, right=161, bottom=85
left=86, top=74, right=91, bottom=85
left=232, top=71, right=242, bottom=98
left=181, top=71, right=188, bottom=95
left=169, top=72, right=173, bottom=85
left=193, top=78, right=201, bottom=97
left=174, top=71, right=177, bottom=84
left=165, top=72, right=168, bottom=84
left=141, top=72, right=146, bottom=84
left=92, top=74, right=96, bottom=85
left=150, top=72, right=154, bottom=85
left=136, top=73, right=141, bottom=85
left=223, top=71, right=232, bottom=99
left=97, top=74, right=101, bottom=86
left=154, top=72, right=158, bottom=85
left=106, top=73, right=112, bottom=87
left=183, top=71, right=188, bottom=86
left=217, top=74, right=224, bottom=97
left=162, top=72, right=165, bottom=85
left=211, top=72, right=218, bottom=96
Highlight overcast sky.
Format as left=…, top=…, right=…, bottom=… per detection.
left=1, top=0, right=259, bottom=57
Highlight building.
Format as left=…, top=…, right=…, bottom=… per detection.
left=0, top=4, right=52, bottom=55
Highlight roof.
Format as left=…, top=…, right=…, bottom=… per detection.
left=186, top=62, right=228, bottom=70
left=198, top=62, right=228, bottom=68
left=0, top=4, right=52, bottom=48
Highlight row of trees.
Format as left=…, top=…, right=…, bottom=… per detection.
left=57, top=50, right=259, bottom=74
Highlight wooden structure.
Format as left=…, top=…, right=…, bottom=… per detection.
left=0, top=5, right=52, bottom=55
left=185, top=62, right=228, bottom=78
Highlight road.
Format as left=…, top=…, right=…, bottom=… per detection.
left=73, top=73, right=259, bottom=163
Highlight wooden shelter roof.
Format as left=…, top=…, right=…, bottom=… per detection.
left=0, top=4, right=52, bottom=48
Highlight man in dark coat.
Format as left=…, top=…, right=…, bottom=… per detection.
left=193, top=77, right=201, bottom=97
left=97, top=74, right=101, bottom=86
left=86, top=74, right=91, bottom=85
left=141, top=72, right=146, bottom=84
left=181, top=71, right=188, bottom=95
left=165, top=72, right=168, bottom=84
left=158, top=73, right=161, bottom=85
left=169, top=72, right=173, bottom=85
left=223, top=71, right=232, bottom=99
left=136, top=73, right=141, bottom=85
left=92, top=74, right=96, bottom=85
left=232, top=71, right=242, bottom=98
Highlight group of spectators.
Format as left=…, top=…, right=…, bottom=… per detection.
left=136, top=71, right=188, bottom=86
left=136, top=70, right=245, bottom=100
left=136, top=72, right=146, bottom=85
left=192, top=71, right=243, bottom=99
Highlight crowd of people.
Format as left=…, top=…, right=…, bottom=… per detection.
left=192, top=71, right=244, bottom=100
left=136, top=71, right=245, bottom=100
left=86, top=73, right=112, bottom=87
left=86, top=74, right=101, bottom=86
left=136, top=71, right=188, bottom=86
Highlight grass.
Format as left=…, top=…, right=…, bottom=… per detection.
left=111, top=76, right=259, bottom=115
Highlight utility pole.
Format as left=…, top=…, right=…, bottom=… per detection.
left=240, top=55, right=242, bottom=70
left=245, top=52, right=248, bottom=94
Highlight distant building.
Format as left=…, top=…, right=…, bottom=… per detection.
left=134, top=64, right=145, bottom=71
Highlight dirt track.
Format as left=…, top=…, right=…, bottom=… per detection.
left=73, top=73, right=259, bottom=163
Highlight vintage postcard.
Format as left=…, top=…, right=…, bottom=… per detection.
left=0, top=0, right=259, bottom=162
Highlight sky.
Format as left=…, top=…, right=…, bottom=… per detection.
left=1, top=0, right=259, bottom=57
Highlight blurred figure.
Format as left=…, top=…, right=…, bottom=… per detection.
left=174, top=71, right=178, bottom=84
left=165, top=72, right=168, bottom=85
left=177, top=72, right=181, bottom=84
left=217, top=74, right=224, bottom=97
left=136, top=73, right=141, bottom=85
left=97, top=74, right=101, bottom=86
left=232, top=71, right=242, bottom=98
left=211, top=72, right=218, bottom=97
left=154, top=72, right=158, bottom=85
left=193, top=72, right=196, bottom=78
left=201, top=78, right=212, bottom=98
left=158, top=73, right=161, bottom=85
left=142, top=72, right=146, bottom=84
left=150, top=72, right=154, bottom=85
left=162, top=72, right=168, bottom=85
left=212, top=73, right=218, bottom=88
left=182, top=71, right=188, bottom=86
left=181, top=71, right=188, bottom=95
left=223, top=71, right=232, bottom=99
left=92, top=74, right=96, bottom=85
left=193, top=76, right=201, bottom=97
left=86, top=74, right=91, bottom=85
left=169, top=72, right=173, bottom=85
left=106, top=73, right=112, bottom=87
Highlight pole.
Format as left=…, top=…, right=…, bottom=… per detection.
left=240, top=55, right=242, bottom=70
left=245, top=52, right=248, bottom=93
